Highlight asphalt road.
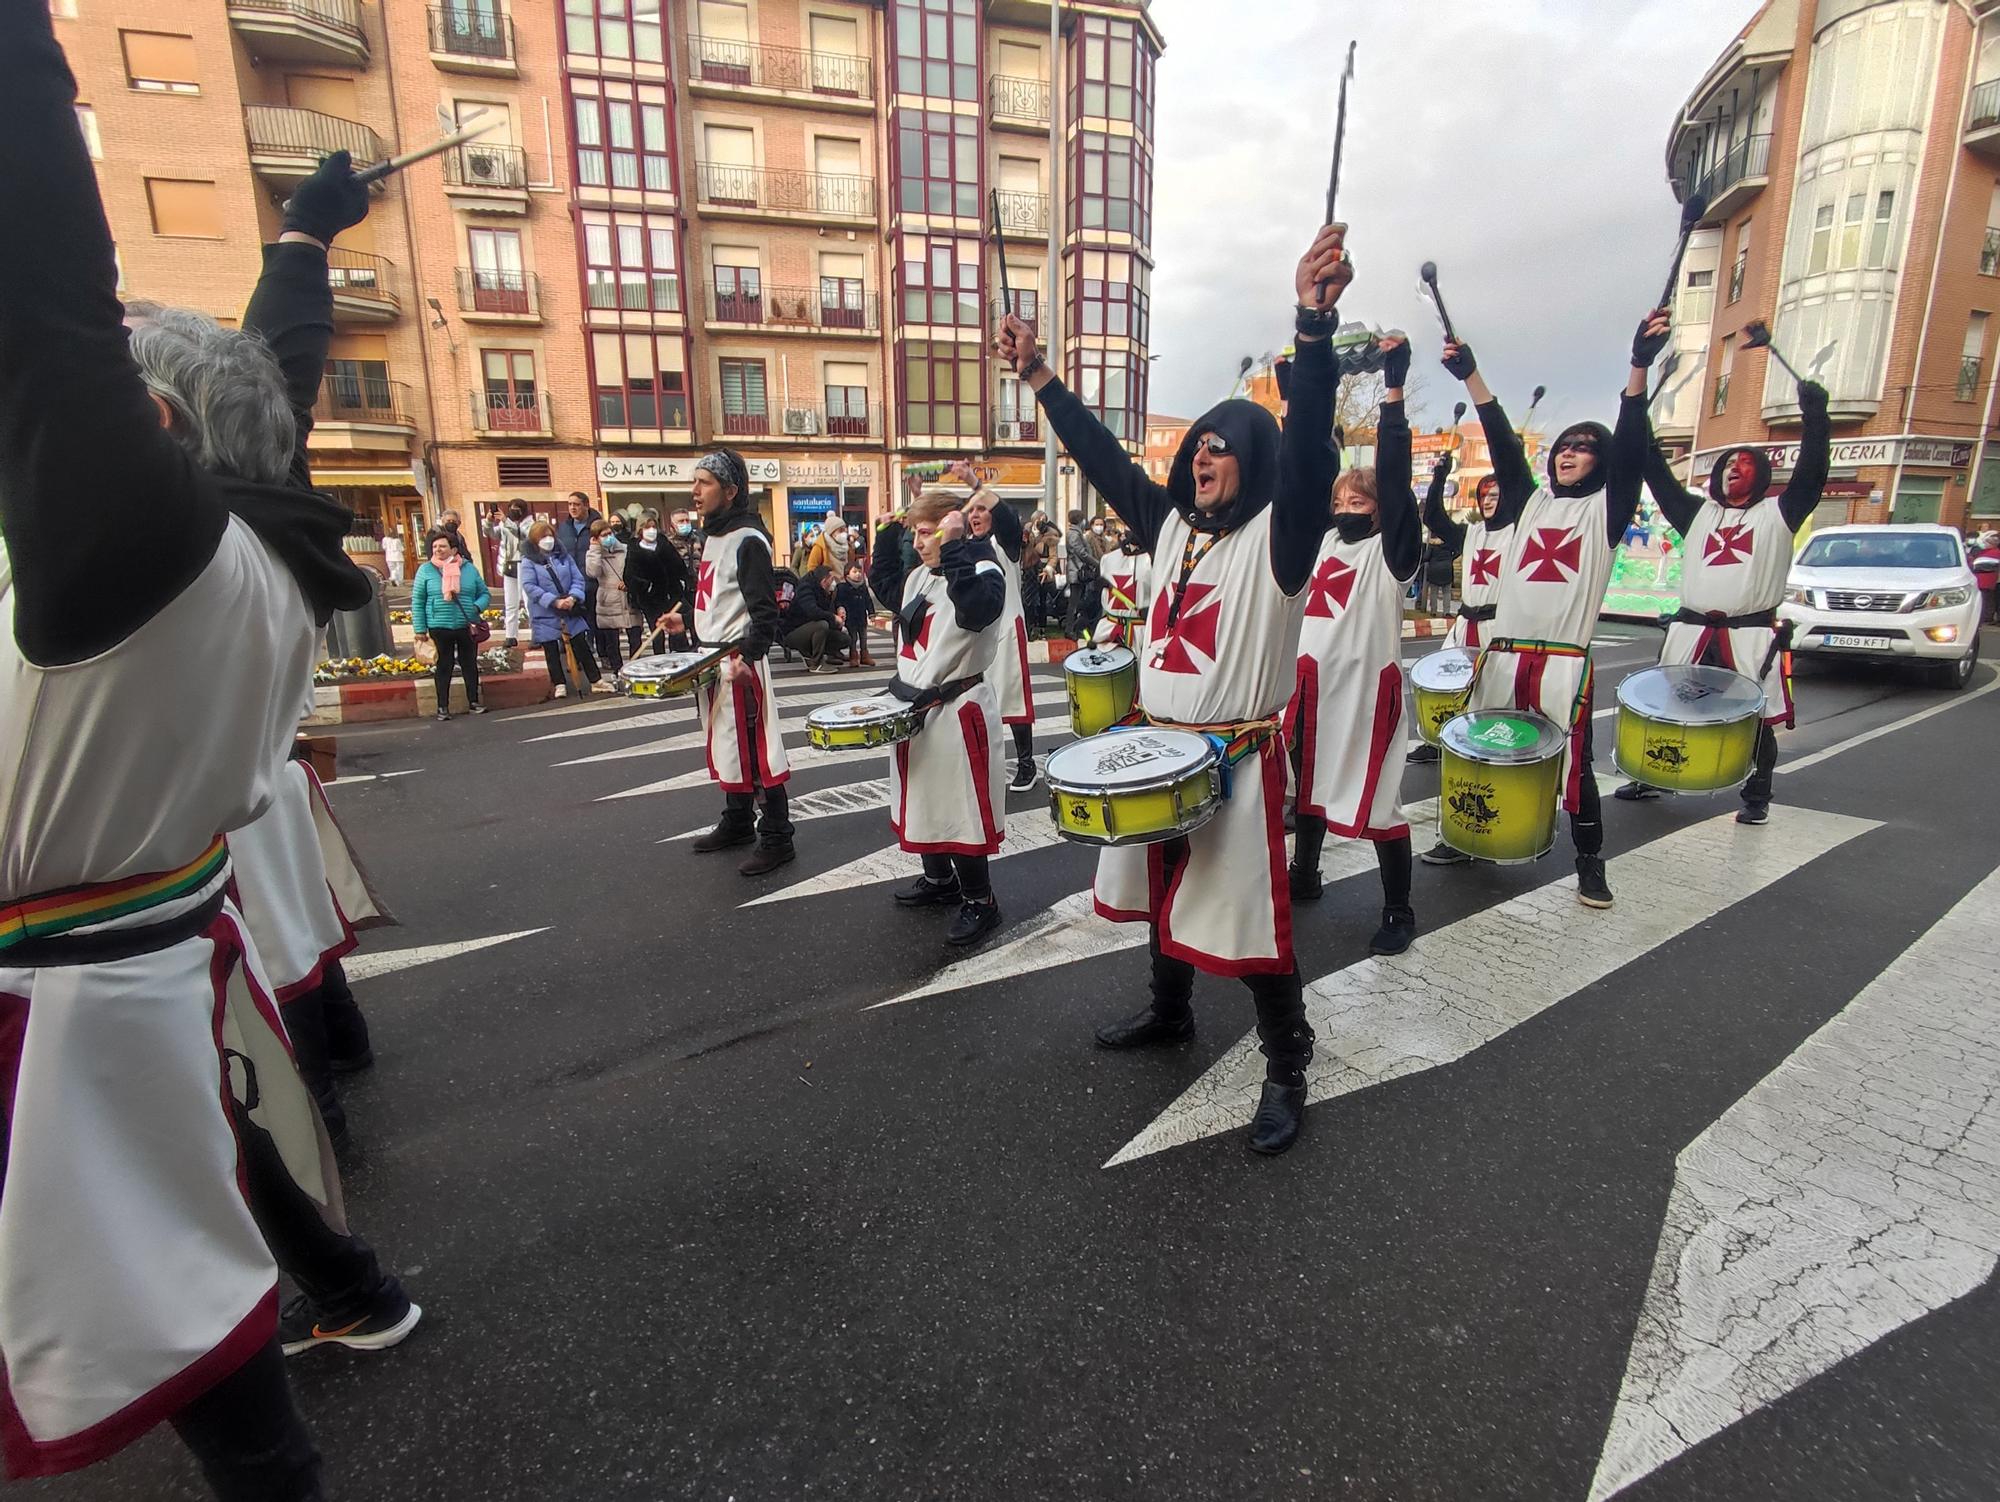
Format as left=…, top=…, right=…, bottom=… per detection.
left=29, top=624, right=2000, bottom=1502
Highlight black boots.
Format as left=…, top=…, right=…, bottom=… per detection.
left=738, top=841, right=796, bottom=877
left=895, top=873, right=962, bottom=907
left=1094, top=1004, right=1195, bottom=1050
left=1247, top=1081, right=1307, bottom=1156
left=1288, top=862, right=1323, bottom=901
left=1612, top=780, right=1661, bottom=802
left=946, top=898, right=1002, bottom=946
left=1576, top=854, right=1614, bottom=909
left=692, top=821, right=755, bottom=853
left=1369, top=905, right=1416, bottom=955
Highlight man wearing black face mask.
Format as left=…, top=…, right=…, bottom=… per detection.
left=1425, top=310, right=1663, bottom=908
left=1614, top=354, right=1830, bottom=822
left=1284, top=334, right=1423, bottom=956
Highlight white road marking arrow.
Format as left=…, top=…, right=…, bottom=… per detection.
left=341, top=928, right=548, bottom=983
left=661, top=778, right=894, bottom=840
left=1586, top=862, right=2000, bottom=1500
left=742, top=814, right=1073, bottom=908
left=525, top=681, right=923, bottom=744
left=1105, top=807, right=1878, bottom=1167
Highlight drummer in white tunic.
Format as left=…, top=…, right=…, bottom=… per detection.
left=1425, top=311, right=1666, bottom=909
left=996, top=224, right=1350, bottom=1156
left=1614, top=371, right=1830, bottom=823
left=952, top=464, right=1042, bottom=794
left=1096, top=532, right=1153, bottom=661
left=869, top=491, right=1009, bottom=947
left=1405, top=450, right=1474, bottom=769
left=1285, top=335, right=1423, bottom=956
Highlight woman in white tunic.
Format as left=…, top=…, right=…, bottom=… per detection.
left=1096, top=535, right=1153, bottom=662
left=956, top=471, right=1041, bottom=793
left=1285, top=336, right=1422, bottom=956
left=869, top=491, right=1009, bottom=947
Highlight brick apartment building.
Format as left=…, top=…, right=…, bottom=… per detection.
left=55, top=0, right=1161, bottom=577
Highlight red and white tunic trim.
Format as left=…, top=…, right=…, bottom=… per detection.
left=693, top=526, right=790, bottom=792
left=887, top=556, right=1006, bottom=856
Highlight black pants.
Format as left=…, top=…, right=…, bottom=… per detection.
left=234, top=1096, right=390, bottom=1328
left=1011, top=721, right=1033, bottom=760
left=840, top=606, right=870, bottom=656
left=170, top=1338, right=322, bottom=1502
left=430, top=626, right=479, bottom=708
left=784, top=619, right=852, bottom=664
left=1985, top=588, right=1999, bottom=624
left=1570, top=708, right=1603, bottom=857
left=1066, top=579, right=1100, bottom=640
left=1145, top=836, right=1313, bottom=1083
left=596, top=624, right=643, bottom=675
left=720, top=679, right=793, bottom=846
left=277, top=960, right=370, bottom=1143
left=1294, top=816, right=1412, bottom=909
left=541, top=631, right=601, bottom=687
left=1743, top=722, right=1778, bottom=804
left=921, top=851, right=992, bottom=900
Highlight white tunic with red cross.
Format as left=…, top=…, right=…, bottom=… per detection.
left=693, top=525, right=790, bottom=793
left=988, top=538, right=1035, bottom=726
left=1097, top=548, right=1153, bottom=661
left=1285, top=532, right=1410, bottom=840
left=889, top=556, right=1006, bottom=855
left=1661, top=495, right=1795, bottom=725
left=1467, top=487, right=1616, bottom=812
left=1092, top=507, right=1304, bottom=977
left=1446, top=518, right=1503, bottom=649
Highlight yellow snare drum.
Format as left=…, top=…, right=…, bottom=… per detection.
left=1438, top=710, right=1566, bottom=864
left=1064, top=646, right=1139, bottom=738
left=1408, top=648, right=1477, bottom=747
left=619, top=647, right=728, bottom=698
left=1614, top=664, right=1765, bottom=792
left=1044, top=728, right=1221, bottom=846
left=805, top=696, right=921, bottom=751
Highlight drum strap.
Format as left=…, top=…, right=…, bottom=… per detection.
left=886, top=674, right=984, bottom=715
left=1162, top=530, right=1230, bottom=628
left=1475, top=639, right=1593, bottom=730
left=1672, top=606, right=1775, bottom=630
left=1143, top=714, right=1279, bottom=801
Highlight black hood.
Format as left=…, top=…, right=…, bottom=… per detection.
left=1705, top=445, right=1773, bottom=509
left=218, top=475, right=372, bottom=626
left=701, top=496, right=767, bottom=540
left=1548, top=420, right=1613, bottom=499
left=1166, top=398, right=1283, bottom=533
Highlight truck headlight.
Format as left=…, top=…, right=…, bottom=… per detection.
left=1783, top=585, right=1814, bottom=607
left=1912, top=587, right=1971, bottom=610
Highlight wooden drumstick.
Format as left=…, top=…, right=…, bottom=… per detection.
left=284, top=111, right=501, bottom=211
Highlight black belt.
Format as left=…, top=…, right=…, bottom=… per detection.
left=886, top=674, right=984, bottom=715
left=1458, top=602, right=1497, bottom=622
left=1, top=889, right=227, bottom=969
left=1674, top=607, right=1776, bottom=629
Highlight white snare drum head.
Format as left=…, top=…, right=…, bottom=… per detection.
left=1065, top=647, right=1136, bottom=679
left=1439, top=710, right=1565, bottom=765
left=622, top=652, right=702, bottom=683
left=1616, top=664, right=1765, bottom=725
left=1410, top=648, right=1477, bottom=693
left=806, top=696, right=907, bottom=728
left=1045, top=728, right=1215, bottom=789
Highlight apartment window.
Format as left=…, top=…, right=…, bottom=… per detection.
left=892, top=0, right=976, bottom=103
left=468, top=228, right=527, bottom=313
left=1073, top=347, right=1143, bottom=441
left=1729, top=219, right=1750, bottom=303
left=713, top=261, right=763, bottom=322
left=582, top=211, right=680, bottom=312
left=1986, top=186, right=2000, bottom=276
left=1713, top=333, right=1734, bottom=415
left=808, top=15, right=864, bottom=95
left=1808, top=203, right=1834, bottom=275
left=563, top=0, right=662, bottom=63
left=145, top=178, right=220, bottom=238
left=575, top=94, right=672, bottom=192
left=326, top=358, right=392, bottom=417
left=591, top=331, right=688, bottom=431
left=75, top=105, right=101, bottom=159
left=701, top=123, right=757, bottom=203
left=480, top=350, right=541, bottom=430
left=896, top=109, right=977, bottom=218
left=825, top=360, right=869, bottom=436
left=900, top=339, right=979, bottom=436
left=692, top=0, right=750, bottom=81
left=898, top=233, right=980, bottom=327
left=1867, top=190, right=1896, bottom=268
left=1679, top=267, right=1714, bottom=327
left=719, top=358, right=769, bottom=434
left=121, top=31, right=199, bottom=93
left=1960, top=313, right=1988, bottom=401
left=1069, top=250, right=1150, bottom=344
left=996, top=375, right=1034, bottom=426
left=1074, top=15, right=1153, bottom=134
left=1075, top=130, right=1152, bottom=244
left=1838, top=192, right=1866, bottom=269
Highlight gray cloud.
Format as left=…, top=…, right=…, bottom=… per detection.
left=1144, top=0, right=1762, bottom=431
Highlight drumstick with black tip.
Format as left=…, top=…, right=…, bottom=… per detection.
left=1517, top=383, right=1546, bottom=437
left=1325, top=41, right=1358, bottom=227
left=1742, top=319, right=1810, bottom=386
left=1418, top=261, right=1457, bottom=343
left=1657, top=191, right=1709, bottom=314
left=283, top=111, right=500, bottom=213
left=990, top=189, right=1013, bottom=318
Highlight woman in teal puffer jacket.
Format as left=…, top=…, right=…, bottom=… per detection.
left=411, top=529, right=492, bottom=721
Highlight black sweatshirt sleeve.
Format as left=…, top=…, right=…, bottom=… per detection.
left=241, top=241, right=336, bottom=494
left=1420, top=454, right=1463, bottom=556
left=1475, top=399, right=1535, bottom=530
left=1033, top=376, right=1173, bottom=552
left=1272, top=337, right=1340, bottom=595
left=1778, top=385, right=1832, bottom=532
left=981, top=489, right=1024, bottom=562
left=1604, top=392, right=1648, bottom=548
left=939, top=536, right=1005, bottom=631
left=870, top=521, right=909, bottom=614
left=1640, top=427, right=1704, bottom=537
left=1375, top=399, right=1423, bottom=582
left=735, top=532, right=778, bottom=662
left=0, top=1, right=225, bottom=666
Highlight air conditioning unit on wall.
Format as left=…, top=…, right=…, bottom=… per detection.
left=466, top=147, right=504, bottom=182
left=782, top=408, right=820, bottom=435
left=995, top=420, right=1023, bottom=441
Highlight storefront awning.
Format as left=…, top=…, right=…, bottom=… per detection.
left=312, top=468, right=416, bottom=488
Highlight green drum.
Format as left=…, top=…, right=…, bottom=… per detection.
left=1437, top=709, right=1566, bottom=864
left=1614, top=664, right=1766, bottom=793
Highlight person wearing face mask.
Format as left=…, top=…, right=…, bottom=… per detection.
left=411, top=528, right=491, bottom=720
left=586, top=518, right=642, bottom=676
left=994, top=223, right=1351, bottom=1157
left=1284, top=335, right=1423, bottom=956
left=659, top=451, right=795, bottom=876
left=1424, top=311, right=1663, bottom=907
left=1613, top=357, right=1830, bottom=823
left=1096, top=526, right=1153, bottom=659
left=869, top=490, right=1009, bottom=946
left=953, top=466, right=1040, bottom=791
left=437, top=509, right=473, bottom=564
left=521, top=519, right=604, bottom=697
left=487, top=500, right=529, bottom=645
left=624, top=510, right=690, bottom=652
left=670, top=508, right=703, bottom=647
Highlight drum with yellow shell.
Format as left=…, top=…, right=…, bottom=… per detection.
left=1613, top=664, right=1765, bottom=793
left=1408, top=647, right=1478, bottom=747
left=1437, top=709, right=1566, bottom=864
left=805, top=696, right=921, bottom=751
left=1063, top=646, right=1139, bottom=738
left=619, top=647, right=729, bottom=698
left=1044, top=728, right=1221, bottom=846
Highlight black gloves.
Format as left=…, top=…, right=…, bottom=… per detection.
left=1432, top=449, right=1454, bottom=481
left=1798, top=379, right=1829, bottom=412
left=1382, top=336, right=1412, bottom=389
left=1441, top=341, right=1477, bottom=380
left=282, top=150, right=370, bottom=246
left=1631, top=310, right=1672, bottom=369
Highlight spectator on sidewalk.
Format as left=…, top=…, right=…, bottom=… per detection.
left=411, top=529, right=490, bottom=721
left=587, top=519, right=643, bottom=675
left=1976, top=529, right=2000, bottom=623
left=782, top=564, right=852, bottom=671
left=806, top=517, right=854, bottom=577
left=437, top=509, right=474, bottom=563
left=522, top=520, right=605, bottom=697
left=835, top=561, right=876, bottom=666
left=626, top=512, right=690, bottom=651
left=670, top=507, right=703, bottom=647
left=487, top=500, right=528, bottom=644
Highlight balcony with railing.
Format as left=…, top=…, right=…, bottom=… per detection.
left=428, top=6, right=517, bottom=75
left=1712, top=372, right=1730, bottom=416
left=703, top=281, right=879, bottom=333
left=244, top=107, right=383, bottom=186
left=455, top=267, right=542, bottom=322
left=769, top=401, right=882, bottom=439
left=992, top=189, right=1049, bottom=239
left=1693, top=133, right=1771, bottom=220
left=988, top=290, right=1041, bottom=332
left=313, top=377, right=414, bottom=448
left=686, top=35, right=874, bottom=108
left=1960, top=355, right=1985, bottom=402
left=717, top=403, right=772, bottom=437
left=443, top=141, right=531, bottom=212
left=1969, top=78, right=2000, bottom=157
left=327, top=249, right=398, bottom=323
left=472, top=389, right=552, bottom=436
left=227, top=0, right=367, bottom=67
left=1983, top=228, right=2000, bottom=277
left=694, top=162, right=875, bottom=223
left=991, top=407, right=1041, bottom=444
left=989, top=74, right=1050, bottom=130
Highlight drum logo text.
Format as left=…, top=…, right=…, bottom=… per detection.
left=1090, top=735, right=1174, bottom=776
left=1644, top=737, right=1691, bottom=772
left=1446, top=777, right=1501, bottom=834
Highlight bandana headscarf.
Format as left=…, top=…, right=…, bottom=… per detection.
left=695, top=449, right=748, bottom=498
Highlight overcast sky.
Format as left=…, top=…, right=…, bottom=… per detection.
left=1143, top=0, right=1762, bottom=433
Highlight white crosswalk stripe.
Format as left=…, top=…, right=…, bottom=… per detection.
left=342, top=928, right=548, bottom=983
left=742, top=810, right=1071, bottom=909
left=661, top=778, right=893, bottom=840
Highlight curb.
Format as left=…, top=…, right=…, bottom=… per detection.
left=304, top=670, right=553, bottom=727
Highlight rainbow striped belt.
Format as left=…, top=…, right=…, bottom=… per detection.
left=0, top=836, right=229, bottom=954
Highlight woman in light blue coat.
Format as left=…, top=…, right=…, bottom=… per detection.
left=520, top=519, right=605, bottom=696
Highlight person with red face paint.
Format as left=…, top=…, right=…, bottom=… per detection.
left=1616, top=368, right=1831, bottom=823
